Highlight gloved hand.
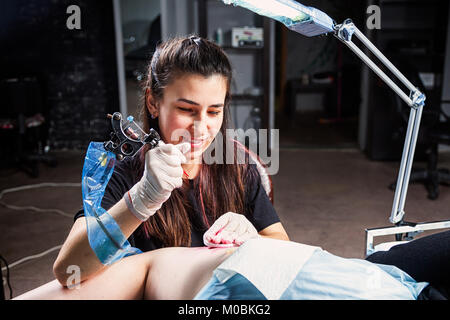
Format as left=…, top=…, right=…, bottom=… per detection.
left=203, top=212, right=260, bottom=247
left=124, top=141, right=191, bottom=221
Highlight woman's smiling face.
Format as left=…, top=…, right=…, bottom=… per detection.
left=148, top=73, right=227, bottom=162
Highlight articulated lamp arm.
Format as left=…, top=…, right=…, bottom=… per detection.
left=221, top=0, right=426, bottom=225
left=334, top=19, right=426, bottom=224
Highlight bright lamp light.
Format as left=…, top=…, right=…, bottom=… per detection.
left=222, top=0, right=335, bottom=37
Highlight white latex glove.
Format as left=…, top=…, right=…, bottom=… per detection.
left=203, top=212, right=260, bottom=248
left=124, top=141, right=191, bottom=221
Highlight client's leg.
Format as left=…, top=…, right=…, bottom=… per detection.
left=14, top=246, right=235, bottom=300
left=14, top=251, right=154, bottom=300
left=366, top=230, right=450, bottom=298
left=144, top=246, right=236, bottom=300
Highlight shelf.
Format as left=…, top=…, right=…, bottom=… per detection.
left=221, top=46, right=264, bottom=53
left=231, top=94, right=263, bottom=100
left=197, top=0, right=272, bottom=129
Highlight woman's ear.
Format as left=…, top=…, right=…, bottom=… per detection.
left=146, top=88, right=159, bottom=117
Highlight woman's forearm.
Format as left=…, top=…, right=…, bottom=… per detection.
left=53, top=198, right=143, bottom=286
left=107, top=197, right=144, bottom=236
left=260, top=232, right=290, bottom=241
left=258, top=222, right=290, bottom=242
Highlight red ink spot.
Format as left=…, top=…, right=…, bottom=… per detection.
left=215, top=225, right=226, bottom=236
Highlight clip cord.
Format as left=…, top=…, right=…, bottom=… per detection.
left=82, top=142, right=142, bottom=265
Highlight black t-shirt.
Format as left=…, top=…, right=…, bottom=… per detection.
left=74, top=155, right=280, bottom=252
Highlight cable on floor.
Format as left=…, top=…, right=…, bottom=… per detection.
left=0, top=182, right=80, bottom=218
left=0, top=254, right=13, bottom=300
left=0, top=182, right=80, bottom=299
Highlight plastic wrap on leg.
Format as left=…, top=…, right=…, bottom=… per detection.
left=81, top=142, right=142, bottom=265
left=195, top=238, right=429, bottom=300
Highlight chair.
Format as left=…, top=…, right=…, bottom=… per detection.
left=388, top=61, right=450, bottom=199
left=408, top=109, right=450, bottom=199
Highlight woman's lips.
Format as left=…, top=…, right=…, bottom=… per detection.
left=184, top=137, right=208, bottom=149
left=190, top=140, right=204, bottom=148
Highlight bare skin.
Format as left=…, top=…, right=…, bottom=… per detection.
left=52, top=73, right=289, bottom=286
left=15, top=246, right=237, bottom=300
left=144, top=246, right=237, bottom=300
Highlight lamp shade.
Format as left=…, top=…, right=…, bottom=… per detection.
left=222, top=0, right=335, bottom=37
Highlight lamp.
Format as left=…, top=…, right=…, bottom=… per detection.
left=222, top=0, right=334, bottom=37
left=221, top=0, right=450, bottom=256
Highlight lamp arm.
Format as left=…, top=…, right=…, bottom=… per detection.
left=334, top=20, right=426, bottom=225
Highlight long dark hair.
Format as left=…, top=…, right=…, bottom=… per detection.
left=137, top=36, right=258, bottom=247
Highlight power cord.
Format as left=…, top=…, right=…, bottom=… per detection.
left=0, top=182, right=81, bottom=218
left=1, top=246, right=64, bottom=300
left=0, top=254, right=12, bottom=300
left=1, top=245, right=63, bottom=273
left=0, top=182, right=81, bottom=299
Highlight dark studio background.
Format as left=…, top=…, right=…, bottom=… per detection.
left=0, top=0, right=118, bottom=169
left=0, top=0, right=450, bottom=300
left=0, top=0, right=449, bottom=166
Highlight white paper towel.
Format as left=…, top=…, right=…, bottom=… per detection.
left=213, top=238, right=321, bottom=300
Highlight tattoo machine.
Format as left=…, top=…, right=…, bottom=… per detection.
left=81, top=112, right=160, bottom=265
left=104, top=112, right=160, bottom=161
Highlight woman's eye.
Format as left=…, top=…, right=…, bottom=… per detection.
left=178, top=107, right=193, bottom=112
left=208, top=109, right=222, bottom=115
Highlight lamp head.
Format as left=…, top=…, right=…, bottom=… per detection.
left=221, top=0, right=335, bottom=37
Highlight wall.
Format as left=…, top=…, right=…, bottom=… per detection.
left=160, top=0, right=198, bottom=41
left=284, top=0, right=366, bottom=116
left=285, top=0, right=366, bottom=81
left=442, top=4, right=450, bottom=118
left=441, top=4, right=450, bottom=152
left=121, top=0, right=161, bottom=55
left=0, top=0, right=119, bottom=150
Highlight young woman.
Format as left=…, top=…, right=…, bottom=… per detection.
left=29, top=35, right=446, bottom=301
left=52, top=35, right=289, bottom=286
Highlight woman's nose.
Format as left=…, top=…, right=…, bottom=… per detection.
left=192, top=114, right=209, bottom=136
